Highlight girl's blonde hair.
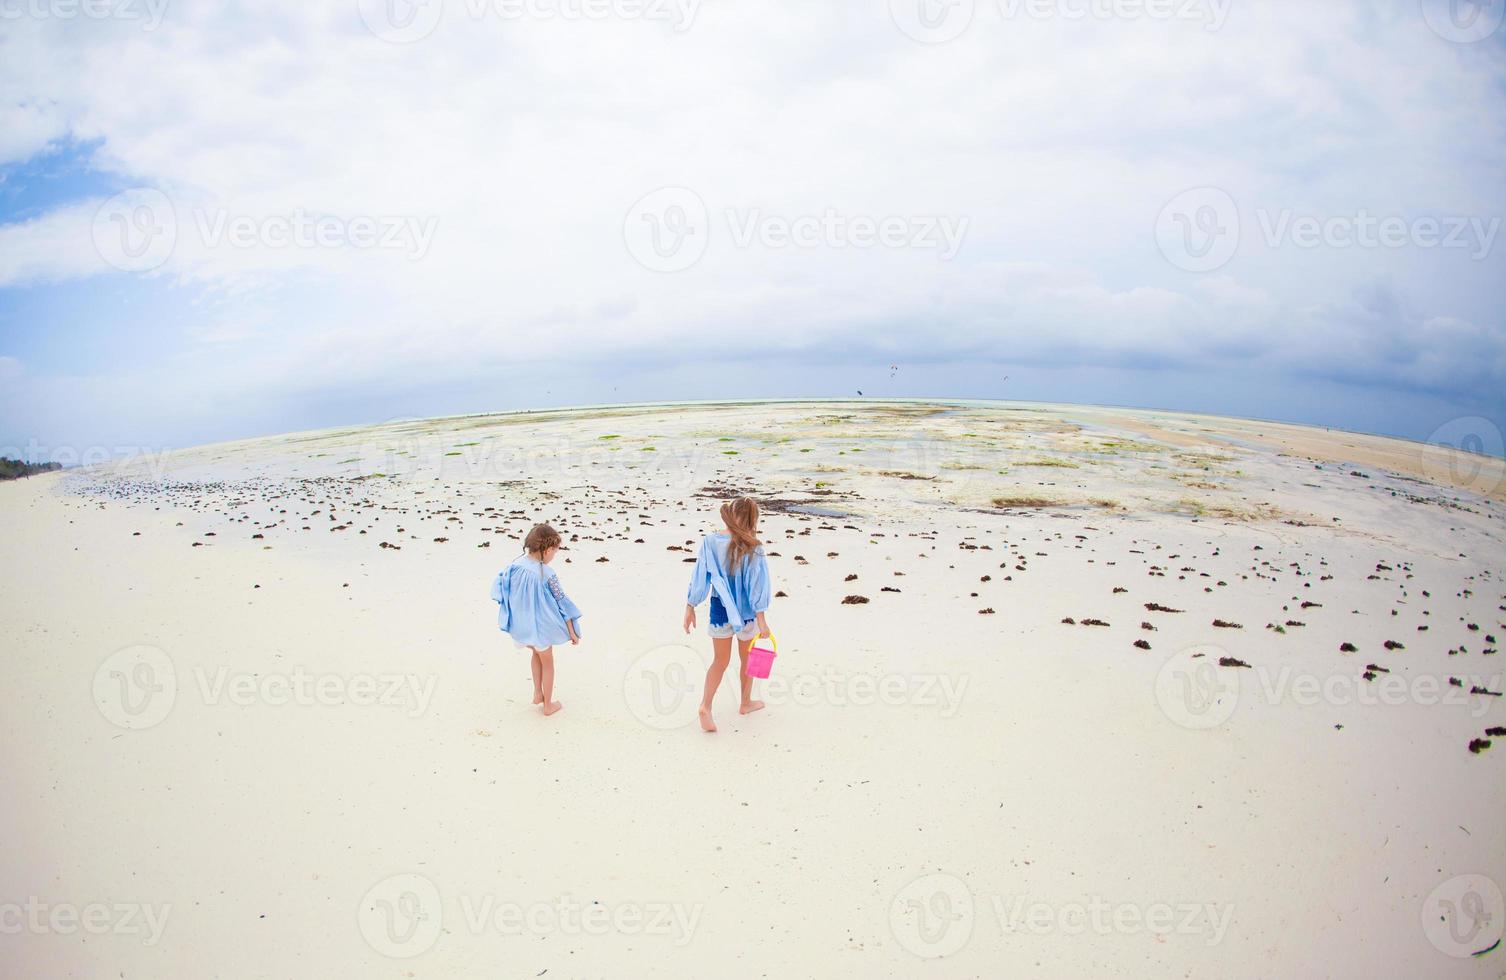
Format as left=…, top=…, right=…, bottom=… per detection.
left=720, top=497, right=760, bottom=572
left=524, top=523, right=561, bottom=557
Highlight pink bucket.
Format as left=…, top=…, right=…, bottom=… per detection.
left=746, top=634, right=778, bottom=679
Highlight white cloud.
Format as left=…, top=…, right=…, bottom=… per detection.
left=0, top=0, right=1503, bottom=446
left=0, top=201, right=116, bottom=286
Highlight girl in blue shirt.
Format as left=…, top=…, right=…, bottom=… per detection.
left=492, top=524, right=582, bottom=716
left=683, top=496, right=773, bottom=732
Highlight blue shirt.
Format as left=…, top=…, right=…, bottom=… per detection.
left=686, top=533, right=771, bottom=632
left=491, top=555, right=583, bottom=649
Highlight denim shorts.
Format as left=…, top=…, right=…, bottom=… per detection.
left=708, top=595, right=758, bottom=641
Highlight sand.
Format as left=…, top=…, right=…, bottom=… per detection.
left=1, top=399, right=1502, bottom=978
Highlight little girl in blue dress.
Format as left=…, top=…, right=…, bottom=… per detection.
left=491, top=524, right=582, bottom=716
left=683, top=496, right=773, bottom=732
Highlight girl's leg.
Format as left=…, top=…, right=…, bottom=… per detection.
left=530, top=650, right=544, bottom=704
left=737, top=635, right=764, bottom=714
left=537, top=647, right=561, bottom=715
left=699, top=635, right=733, bottom=732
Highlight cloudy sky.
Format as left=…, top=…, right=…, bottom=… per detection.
left=1, top=0, right=1503, bottom=461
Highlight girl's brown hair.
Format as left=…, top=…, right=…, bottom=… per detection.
left=524, top=523, right=561, bottom=557
left=720, top=497, right=760, bottom=572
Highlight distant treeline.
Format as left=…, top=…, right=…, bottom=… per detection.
left=0, top=458, right=63, bottom=481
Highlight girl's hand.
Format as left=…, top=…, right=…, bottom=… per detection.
left=683, top=604, right=696, bottom=634
left=756, top=612, right=771, bottom=637
left=568, top=622, right=580, bottom=645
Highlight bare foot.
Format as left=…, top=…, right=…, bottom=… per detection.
left=543, top=701, right=563, bottom=716
left=739, top=700, right=765, bottom=715
left=698, top=707, right=717, bottom=732
left=532, top=691, right=544, bottom=705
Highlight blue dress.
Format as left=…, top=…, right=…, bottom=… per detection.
left=686, top=533, right=772, bottom=632
left=491, top=555, right=584, bottom=649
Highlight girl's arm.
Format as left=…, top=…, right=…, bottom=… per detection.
left=749, top=550, right=773, bottom=635
left=685, top=538, right=712, bottom=606
left=547, top=573, right=584, bottom=639
left=684, top=538, right=712, bottom=633
left=491, top=569, right=511, bottom=630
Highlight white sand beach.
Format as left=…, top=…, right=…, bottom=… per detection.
left=2, top=399, right=1503, bottom=978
